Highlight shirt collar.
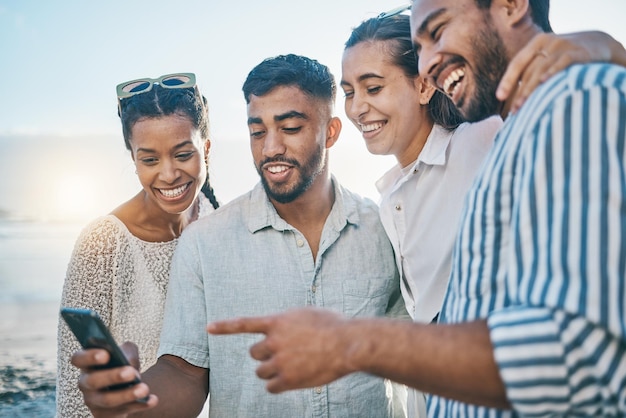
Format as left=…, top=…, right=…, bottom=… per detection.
left=246, top=175, right=360, bottom=234
left=375, top=124, right=454, bottom=193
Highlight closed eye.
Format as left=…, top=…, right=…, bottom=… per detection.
left=175, top=151, right=195, bottom=160
left=430, top=23, right=443, bottom=41
left=140, top=157, right=158, bottom=165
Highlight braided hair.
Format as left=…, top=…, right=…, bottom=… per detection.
left=118, top=84, right=219, bottom=209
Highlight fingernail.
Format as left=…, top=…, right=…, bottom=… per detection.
left=121, top=368, right=135, bottom=379
left=94, top=351, right=106, bottom=362
left=133, top=384, right=146, bottom=397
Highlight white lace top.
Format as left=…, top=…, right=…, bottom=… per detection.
left=56, top=196, right=214, bottom=417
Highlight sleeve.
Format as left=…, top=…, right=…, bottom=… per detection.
left=487, top=80, right=626, bottom=416
left=157, top=225, right=209, bottom=368
left=56, top=218, right=120, bottom=418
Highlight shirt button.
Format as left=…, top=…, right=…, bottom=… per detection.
left=296, top=239, right=304, bottom=247
left=395, top=204, right=401, bottom=211
left=311, top=285, right=317, bottom=293
left=315, top=386, right=322, bottom=394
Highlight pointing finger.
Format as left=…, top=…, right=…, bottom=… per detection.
left=207, top=316, right=272, bottom=335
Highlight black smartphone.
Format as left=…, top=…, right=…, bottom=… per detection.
left=60, top=307, right=147, bottom=399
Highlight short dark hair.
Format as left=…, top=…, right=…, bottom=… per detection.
left=474, top=0, right=552, bottom=32
left=345, top=14, right=464, bottom=130
left=242, top=54, right=336, bottom=106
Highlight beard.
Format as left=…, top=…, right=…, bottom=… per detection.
left=458, top=21, right=509, bottom=122
left=256, top=143, right=326, bottom=204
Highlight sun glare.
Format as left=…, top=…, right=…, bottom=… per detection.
left=51, top=175, right=97, bottom=221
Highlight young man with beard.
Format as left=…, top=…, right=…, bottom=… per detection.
left=209, top=1, right=626, bottom=416
left=70, top=54, right=406, bottom=417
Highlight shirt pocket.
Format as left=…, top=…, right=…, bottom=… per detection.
left=342, top=277, right=393, bottom=318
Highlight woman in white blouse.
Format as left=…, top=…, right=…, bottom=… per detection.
left=56, top=73, right=219, bottom=417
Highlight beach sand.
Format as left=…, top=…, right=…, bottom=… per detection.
left=0, top=299, right=59, bottom=417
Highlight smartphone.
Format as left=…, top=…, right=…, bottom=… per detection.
left=60, top=307, right=147, bottom=399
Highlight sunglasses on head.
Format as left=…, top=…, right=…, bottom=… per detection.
left=377, top=4, right=411, bottom=19
left=116, top=73, right=196, bottom=100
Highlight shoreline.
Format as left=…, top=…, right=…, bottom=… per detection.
left=0, top=299, right=59, bottom=417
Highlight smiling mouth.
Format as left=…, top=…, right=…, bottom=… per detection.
left=442, top=68, right=465, bottom=97
left=359, top=121, right=385, bottom=133
left=266, top=164, right=291, bottom=174
left=157, top=183, right=190, bottom=198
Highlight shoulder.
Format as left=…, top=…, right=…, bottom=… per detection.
left=505, top=64, right=626, bottom=141
left=75, top=215, right=127, bottom=244
left=337, top=182, right=378, bottom=211
left=180, top=189, right=253, bottom=238
left=525, top=63, right=626, bottom=116
left=455, top=116, right=503, bottom=138
left=334, top=181, right=382, bottom=225
left=450, top=116, right=502, bottom=153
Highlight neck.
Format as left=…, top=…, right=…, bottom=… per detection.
left=271, top=172, right=335, bottom=228
left=397, top=116, right=435, bottom=168
left=141, top=193, right=199, bottom=240
left=271, top=172, right=334, bottom=262
left=499, top=25, right=546, bottom=120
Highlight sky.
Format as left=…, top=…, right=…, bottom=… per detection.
left=1, top=0, right=625, bottom=221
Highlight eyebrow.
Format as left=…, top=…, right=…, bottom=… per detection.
left=340, top=73, right=384, bottom=87
left=248, top=110, right=309, bottom=125
left=415, top=8, right=446, bottom=37
left=136, top=140, right=194, bottom=154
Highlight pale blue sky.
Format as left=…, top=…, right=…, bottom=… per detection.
left=1, top=0, right=625, bottom=138
left=1, top=0, right=625, bottom=221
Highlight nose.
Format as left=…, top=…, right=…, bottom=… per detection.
left=345, top=91, right=368, bottom=123
left=159, top=158, right=180, bottom=183
left=262, top=130, right=286, bottom=158
left=417, top=46, right=440, bottom=86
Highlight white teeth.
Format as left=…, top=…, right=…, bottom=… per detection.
left=267, top=165, right=289, bottom=174
left=443, top=68, right=465, bottom=96
left=159, top=183, right=189, bottom=198
left=359, top=122, right=384, bottom=133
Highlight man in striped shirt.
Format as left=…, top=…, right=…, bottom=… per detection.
left=210, top=0, right=626, bottom=416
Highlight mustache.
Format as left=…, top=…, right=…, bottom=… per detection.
left=260, top=156, right=300, bottom=168
left=432, top=55, right=466, bottom=85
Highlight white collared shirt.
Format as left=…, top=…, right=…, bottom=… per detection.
left=376, top=116, right=502, bottom=323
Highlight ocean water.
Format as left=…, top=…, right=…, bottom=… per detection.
left=0, top=219, right=83, bottom=417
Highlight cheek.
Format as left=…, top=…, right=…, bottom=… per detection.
left=134, top=168, right=154, bottom=189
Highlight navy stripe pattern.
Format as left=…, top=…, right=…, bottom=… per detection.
left=430, top=64, right=626, bottom=417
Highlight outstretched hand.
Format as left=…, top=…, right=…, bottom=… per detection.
left=497, top=31, right=623, bottom=114
left=208, top=307, right=357, bottom=393
left=70, top=342, right=157, bottom=418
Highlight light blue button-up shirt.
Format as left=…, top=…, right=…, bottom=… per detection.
left=159, top=178, right=406, bottom=417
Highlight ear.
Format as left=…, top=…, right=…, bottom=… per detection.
left=325, top=117, right=342, bottom=149
left=416, top=77, right=437, bottom=105
left=204, top=139, right=211, bottom=161
left=491, top=0, right=530, bottom=27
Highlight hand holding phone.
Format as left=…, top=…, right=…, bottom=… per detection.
left=60, top=307, right=147, bottom=400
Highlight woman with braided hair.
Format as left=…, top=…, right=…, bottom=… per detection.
left=56, top=73, right=219, bottom=417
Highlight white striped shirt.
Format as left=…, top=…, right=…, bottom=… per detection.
left=429, top=63, right=626, bottom=417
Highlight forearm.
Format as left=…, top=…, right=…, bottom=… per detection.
left=135, top=355, right=208, bottom=418
left=345, top=318, right=510, bottom=409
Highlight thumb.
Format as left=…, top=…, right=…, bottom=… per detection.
left=120, top=341, right=141, bottom=370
